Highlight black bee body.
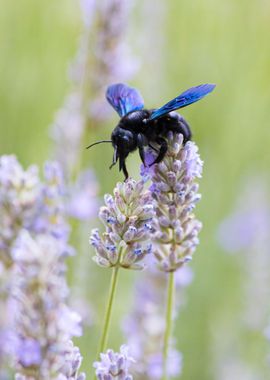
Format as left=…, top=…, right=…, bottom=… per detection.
left=111, top=109, right=191, bottom=179
left=87, top=83, right=215, bottom=180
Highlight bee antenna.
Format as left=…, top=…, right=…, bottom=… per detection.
left=86, top=140, right=112, bottom=149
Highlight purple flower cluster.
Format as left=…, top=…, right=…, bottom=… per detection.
left=218, top=179, right=270, bottom=326
left=67, top=169, right=99, bottom=221
left=56, top=341, right=86, bottom=380
left=0, top=155, right=85, bottom=379
left=218, top=178, right=270, bottom=253
left=33, top=161, right=70, bottom=240
left=51, top=0, right=138, bottom=174
left=50, top=94, right=84, bottom=176
left=123, top=255, right=193, bottom=379
left=90, top=179, right=154, bottom=270
left=12, top=232, right=85, bottom=379
left=143, top=132, right=203, bottom=272
left=87, top=0, right=138, bottom=121
left=0, top=156, right=70, bottom=268
left=93, top=345, right=135, bottom=380
left=0, top=155, right=40, bottom=268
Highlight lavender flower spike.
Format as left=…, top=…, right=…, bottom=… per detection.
left=0, top=155, right=40, bottom=268
left=90, top=178, right=155, bottom=270
left=12, top=231, right=85, bottom=380
left=122, top=258, right=191, bottom=379
left=93, top=345, right=135, bottom=380
left=144, top=132, right=203, bottom=272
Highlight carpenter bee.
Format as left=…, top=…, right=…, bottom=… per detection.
left=87, top=83, right=215, bottom=179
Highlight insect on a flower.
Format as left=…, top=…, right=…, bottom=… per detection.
left=87, top=83, right=215, bottom=180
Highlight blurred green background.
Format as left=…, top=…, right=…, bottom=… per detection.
left=1, top=0, right=270, bottom=379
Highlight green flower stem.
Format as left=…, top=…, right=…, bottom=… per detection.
left=162, top=271, right=175, bottom=380
left=92, top=265, right=120, bottom=380
left=98, top=266, right=120, bottom=355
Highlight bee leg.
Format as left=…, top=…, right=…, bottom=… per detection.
left=122, top=160, right=129, bottom=181
left=119, top=155, right=129, bottom=180
left=109, top=147, right=118, bottom=169
left=149, top=137, right=168, bottom=166
left=137, top=133, right=146, bottom=166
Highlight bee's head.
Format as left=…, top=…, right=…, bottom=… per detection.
left=111, top=126, right=136, bottom=157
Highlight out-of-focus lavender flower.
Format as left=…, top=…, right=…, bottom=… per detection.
left=0, top=156, right=69, bottom=268
left=135, top=0, right=167, bottom=100
left=123, top=255, right=192, bottom=379
left=93, top=345, right=135, bottom=380
left=142, top=132, right=203, bottom=272
left=0, top=155, right=86, bottom=378
left=87, top=0, right=138, bottom=121
left=146, top=349, right=182, bottom=380
left=215, top=178, right=270, bottom=378
left=12, top=231, right=85, bottom=380
left=51, top=0, right=138, bottom=175
left=80, top=0, right=96, bottom=29
left=0, top=156, right=71, bottom=374
left=50, top=93, right=84, bottom=177
left=33, top=161, right=70, bottom=241
left=56, top=341, right=86, bottom=380
left=0, top=155, right=40, bottom=268
left=217, top=179, right=270, bottom=329
left=67, top=169, right=99, bottom=221
left=218, top=179, right=270, bottom=253
left=90, top=178, right=154, bottom=270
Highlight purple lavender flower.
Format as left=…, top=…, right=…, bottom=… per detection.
left=146, top=349, right=182, bottom=379
left=215, top=179, right=270, bottom=378
left=16, top=338, right=42, bottom=367
left=50, top=94, right=84, bottom=175
left=90, top=178, right=155, bottom=270
left=0, top=155, right=41, bottom=371
left=33, top=161, right=70, bottom=241
left=0, top=155, right=40, bottom=268
left=80, top=0, right=96, bottom=29
left=217, top=179, right=270, bottom=253
left=87, top=0, right=138, bottom=121
left=0, top=156, right=69, bottom=268
left=93, top=345, right=135, bottom=380
left=51, top=0, right=138, bottom=176
left=122, top=255, right=191, bottom=379
left=56, top=340, right=86, bottom=380
left=0, top=155, right=86, bottom=378
left=67, top=169, right=99, bottom=221
left=142, top=132, right=203, bottom=272
left=218, top=179, right=270, bottom=331
left=12, top=231, right=85, bottom=379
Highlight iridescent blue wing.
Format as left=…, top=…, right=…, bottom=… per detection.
left=106, top=83, right=144, bottom=117
left=149, top=84, right=216, bottom=121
